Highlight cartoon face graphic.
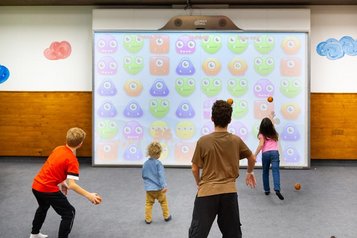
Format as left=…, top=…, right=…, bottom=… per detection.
left=281, top=123, right=300, bottom=141
left=283, top=146, right=300, bottom=163
left=203, top=99, right=216, bottom=119
left=123, top=35, right=144, bottom=53
left=254, top=57, right=274, bottom=76
left=228, top=58, right=248, bottom=76
left=96, top=34, right=118, bottom=54
left=149, top=121, right=172, bottom=141
left=176, top=101, right=195, bottom=118
left=202, top=58, right=221, bottom=76
left=232, top=100, right=249, bottom=119
left=149, top=99, right=170, bottom=118
left=254, top=79, right=274, bottom=98
left=150, top=56, right=169, bottom=75
left=175, top=142, right=195, bottom=162
left=281, top=36, right=301, bottom=55
left=97, top=102, right=117, bottom=118
left=123, top=56, right=144, bottom=75
left=201, top=35, right=222, bottom=54
left=97, top=56, right=118, bottom=75
left=280, top=58, right=302, bottom=77
left=176, top=58, right=195, bottom=75
left=96, top=119, right=119, bottom=140
left=227, top=35, right=248, bottom=54
left=123, top=79, right=143, bottom=97
left=227, top=78, right=248, bottom=97
left=228, top=121, right=249, bottom=140
left=201, top=78, right=222, bottom=97
left=123, top=100, right=144, bottom=118
left=123, top=121, right=144, bottom=140
left=175, top=35, right=196, bottom=54
left=254, top=100, right=274, bottom=119
left=201, top=122, right=214, bottom=135
left=124, top=144, right=144, bottom=161
left=281, top=102, right=301, bottom=120
left=175, top=78, right=195, bottom=97
left=96, top=142, right=119, bottom=161
left=280, top=79, right=302, bottom=98
left=97, top=80, right=117, bottom=96
left=176, top=121, right=195, bottom=140
left=150, top=35, right=169, bottom=54
left=150, top=79, right=169, bottom=97
left=254, top=35, right=275, bottom=54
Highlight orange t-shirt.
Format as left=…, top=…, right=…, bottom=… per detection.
left=32, top=145, right=80, bottom=192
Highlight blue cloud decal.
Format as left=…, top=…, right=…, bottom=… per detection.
left=0, top=64, right=10, bottom=84
left=316, top=36, right=357, bottom=60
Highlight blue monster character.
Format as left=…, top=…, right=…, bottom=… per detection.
left=124, top=144, right=144, bottom=161
left=150, top=79, right=169, bottom=97
left=283, top=146, right=300, bottom=163
left=281, top=123, right=300, bottom=141
left=97, top=102, right=117, bottom=118
left=176, top=101, right=195, bottom=118
left=97, top=80, right=117, bottom=96
left=176, top=57, right=195, bottom=75
left=0, top=65, right=10, bottom=84
left=123, top=100, right=144, bottom=118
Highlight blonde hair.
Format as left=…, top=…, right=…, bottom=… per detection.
left=147, top=142, right=162, bottom=159
left=66, top=127, right=86, bottom=148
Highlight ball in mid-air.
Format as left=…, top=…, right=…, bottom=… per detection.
left=267, top=96, right=273, bottom=103
left=227, top=98, right=234, bottom=105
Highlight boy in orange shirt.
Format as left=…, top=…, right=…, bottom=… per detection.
left=29, top=127, right=102, bottom=238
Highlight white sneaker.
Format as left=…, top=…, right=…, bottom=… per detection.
left=30, top=233, right=48, bottom=238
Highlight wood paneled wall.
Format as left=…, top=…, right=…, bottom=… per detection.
left=0, top=92, right=92, bottom=157
left=0, top=92, right=356, bottom=159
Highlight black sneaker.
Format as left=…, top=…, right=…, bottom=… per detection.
left=145, top=220, right=152, bottom=224
left=275, top=191, right=284, bottom=200
left=164, top=215, right=172, bottom=222
left=265, top=191, right=270, bottom=195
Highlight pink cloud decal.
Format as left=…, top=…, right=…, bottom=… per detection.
left=44, top=41, right=72, bottom=60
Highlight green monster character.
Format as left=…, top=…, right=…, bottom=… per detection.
left=97, top=119, right=119, bottom=139
left=254, top=56, right=274, bottom=76
left=254, top=35, right=275, bottom=54
left=201, top=78, right=222, bottom=97
left=227, top=35, right=249, bottom=54
left=123, top=56, right=144, bottom=75
left=227, top=78, right=248, bottom=97
left=176, top=120, right=195, bottom=140
left=149, top=99, right=170, bottom=118
left=201, top=35, right=222, bottom=54
left=123, top=35, right=144, bottom=53
left=175, top=77, right=196, bottom=97
left=232, top=100, right=249, bottom=119
left=280, top=78, right=302, bottom=98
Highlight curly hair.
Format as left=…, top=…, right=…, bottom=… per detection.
left=147, top=142, right=162, bottom=159
left=211, top=100, right=232, bottom=128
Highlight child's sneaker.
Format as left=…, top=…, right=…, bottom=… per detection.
left=145, top=220, right=152, bottom=224
left=275, top=191, right=284, bottom=200
left=164, top=215, right=172, bottom=222
left=30, top=233, right=48, bottom=238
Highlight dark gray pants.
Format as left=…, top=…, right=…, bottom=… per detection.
left=31, top=189, right=75, bottom=238
left=189, top=193, right=242, bottom=238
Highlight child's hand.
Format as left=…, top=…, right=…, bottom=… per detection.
left=162, top=188, right=168, bottom=193
left=245, top=173, right=256, bottom=188
left=88, top=193, right=102, bottom=205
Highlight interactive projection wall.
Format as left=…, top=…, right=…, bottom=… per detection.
left=93, top=31, right=308, bottom=167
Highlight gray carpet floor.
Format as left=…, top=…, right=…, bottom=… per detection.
left=0, top=158, right=356, bottom=238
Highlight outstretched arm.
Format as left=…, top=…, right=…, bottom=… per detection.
left=67, top=179, right=102, bottom=205
left=245, top=153, right=256, bottom=188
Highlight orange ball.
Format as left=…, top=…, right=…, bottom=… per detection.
left=267, top=96, right=273, bottom=103
left=294, top=183, right=301, bottom=190
left=227, top=98, right=234, bottom=105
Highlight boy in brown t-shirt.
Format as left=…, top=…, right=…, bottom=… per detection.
left=188, top=100, right=256, bottom=238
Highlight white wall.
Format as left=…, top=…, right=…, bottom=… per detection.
left=311, top=5, right=357, bottom=92
left=0, top=6, right=93, bottom=91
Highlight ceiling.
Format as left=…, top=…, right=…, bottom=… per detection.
left=0, top=0, right=356, bottom=6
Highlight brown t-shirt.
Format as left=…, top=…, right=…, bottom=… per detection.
left=192, top=132, right=252, bottom=197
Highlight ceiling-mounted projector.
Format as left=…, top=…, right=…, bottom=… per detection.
left=159, top=15, right=242, bottom=30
